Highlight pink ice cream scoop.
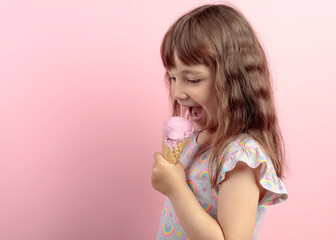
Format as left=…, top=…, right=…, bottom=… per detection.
left=161, top=117, right=193, bottom=164
left=162, top=116, right=193, bottom=147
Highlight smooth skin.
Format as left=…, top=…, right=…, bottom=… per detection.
left=152, top=53, right=262, bottom=240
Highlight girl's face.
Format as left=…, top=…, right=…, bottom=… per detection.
left=168, top=52, right=217, bottom=130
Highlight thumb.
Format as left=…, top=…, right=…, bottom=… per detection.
left=153, top=152, right=166, bottom=162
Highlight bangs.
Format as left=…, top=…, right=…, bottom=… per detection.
left=160, top=14, right=214, bottom=69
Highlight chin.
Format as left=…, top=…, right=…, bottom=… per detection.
left=192, top=122, right=207, bottom=130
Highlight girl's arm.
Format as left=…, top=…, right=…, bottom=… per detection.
left=168, top=178, right=225, bottom=240
left=152, top=153, right=260, bottom=240
left=152, top=153, right=224, bottom=240
left=217, top=162, right=261, bottom=240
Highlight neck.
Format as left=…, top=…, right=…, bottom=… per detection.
left=197, top=129, right=215, bottom=146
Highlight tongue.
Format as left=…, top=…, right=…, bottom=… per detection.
left=192, top=106, right=202, bottom=117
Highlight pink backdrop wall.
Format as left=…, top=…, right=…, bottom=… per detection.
left=1, top=0, right=335, bottom=239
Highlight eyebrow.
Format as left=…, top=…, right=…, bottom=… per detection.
left=182, top=69, right=202, bottom=74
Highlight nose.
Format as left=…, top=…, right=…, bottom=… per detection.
left=171, top=79, right=187, bottom=101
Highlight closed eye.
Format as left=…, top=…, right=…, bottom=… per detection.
left=188, top=79, right=200, bottom=84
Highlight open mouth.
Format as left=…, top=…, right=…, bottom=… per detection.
left=189, top=106, right=203, bottom=122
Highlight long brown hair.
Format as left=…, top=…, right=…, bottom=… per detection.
left=161, top=4, right=286, bottom=188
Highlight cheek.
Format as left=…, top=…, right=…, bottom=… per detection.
left=169, top=83, right=175, bottom=96
left=202, top=98, right=213, bottom=113
left=205, top=95, right=217, bottom=114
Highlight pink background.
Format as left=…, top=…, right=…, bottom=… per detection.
left=1, top=0, right=335, bottom=239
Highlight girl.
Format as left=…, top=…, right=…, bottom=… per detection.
left=151, top=4, right=288, bottom=240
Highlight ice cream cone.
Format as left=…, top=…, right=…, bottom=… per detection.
left=161, top=116, right=193, bottom=164
left=162, top=137, right=189, bottom=164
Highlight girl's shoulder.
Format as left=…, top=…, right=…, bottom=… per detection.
left=218, top=134, right=288, bottom=204
left=221, top=134, right=271, bottom=169
left=225, top=134, right=266, bottom=157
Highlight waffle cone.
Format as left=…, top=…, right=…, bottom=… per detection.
left=162, top=137, right=189, bottom=164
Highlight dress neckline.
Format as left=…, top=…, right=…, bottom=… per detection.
left=193, top=130, right=211, bottom=148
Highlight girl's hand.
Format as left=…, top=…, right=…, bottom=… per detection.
left=151, top=152, right=186, bottom=197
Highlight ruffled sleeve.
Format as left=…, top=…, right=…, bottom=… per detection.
left=217, top=136, right=288, bottom=206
